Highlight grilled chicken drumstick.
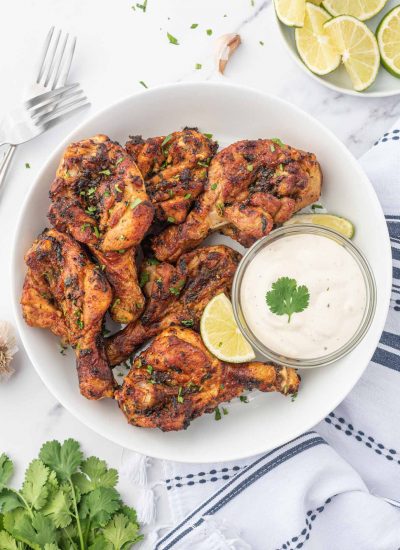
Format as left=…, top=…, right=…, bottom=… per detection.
left=21, top=229, right=115, bottom=400
left=152, top=139, right=322, bottom=261
left=125, top=128, right=218, bottom=225
left=116, top=326, right=300, bottom=431
left=106, top=245, right=240, bottom=366
left=48, top=134, right=154, bottom=324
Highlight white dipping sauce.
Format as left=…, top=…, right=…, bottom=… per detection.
left=240, top=234, right=367, bottom=359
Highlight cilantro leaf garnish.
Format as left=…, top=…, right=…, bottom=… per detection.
left=266, top=277, right=310, bottom=323
left=0, top=439, right=142, bottom=549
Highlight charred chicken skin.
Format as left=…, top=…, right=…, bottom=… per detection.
left=152, top=139, right=322, bottom=261
left=115, top=326, right=300, bottom=431
left=106, top=245, right=241, bottom=366
left=21, top=229, right=115, bottom=400
left=48, top=134, right=154, bottom=324
left=125, top=128, right=218, bottom=224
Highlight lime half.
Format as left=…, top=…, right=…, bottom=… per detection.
left=325, top=16, right=380, bottom=91
left=283, top=213, right=355, bottom=238
left=295, top=3, right=341, bottom=75
left=274, top=0, right=306, bottom=27
left=322, top=0, right=387, bottom=21
left=377, top=6, right=400, bottom=77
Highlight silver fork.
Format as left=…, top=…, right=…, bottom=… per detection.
left=0, top=27, right=86, bottom=195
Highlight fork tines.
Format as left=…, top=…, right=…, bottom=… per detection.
left=37, top=27, right=77, bottom=89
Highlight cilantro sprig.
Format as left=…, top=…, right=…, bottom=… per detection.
left=0, top=439, right=142, bottom=549
left=266, top=277, right=310, bottom=323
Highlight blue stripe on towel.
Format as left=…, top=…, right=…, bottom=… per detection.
left=372, top=346, right=400, bottom=372
left=156, top=433, right=325, bottom=549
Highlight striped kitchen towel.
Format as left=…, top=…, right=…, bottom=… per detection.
left=147, top=125, right=400, bottom=550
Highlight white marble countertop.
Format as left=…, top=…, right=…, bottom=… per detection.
left=0, top=0, right=398, bottom=542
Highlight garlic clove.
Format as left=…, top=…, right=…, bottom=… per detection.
left=0, top=320, right=18, bottom=381
left=215, top=33, right=242, bottom=74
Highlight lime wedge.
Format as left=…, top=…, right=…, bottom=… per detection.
left=283, top=213, right=355, bottom=238
left=200, top=294, right=255, bottom=363
left=295, top=3, right=341, bottom=75
left=377, top=6, right=400, bottom=77
left=325, top=16, right=380, bottom=91
left=322, top=0, right=387, bottom=21
left=274, top=0, right=306, bottom=27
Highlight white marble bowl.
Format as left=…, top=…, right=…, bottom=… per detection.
left=11, top=82, right=392, bottom=462
left=275, top=0, right=400, bottom=97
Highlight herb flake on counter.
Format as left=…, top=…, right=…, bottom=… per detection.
left=136, top=0, right=147, bottom=11
left=25, top=162, right=30, bottom=169
left=195, top=63, right=202, bottom=70
left=191, top=23, right=198, bottom=29
left=167, top=32, right=179, bottom=45
left=311, top=203, right=324, bottom=211
left=139, top=80, right=148, bottom=89
left=206, top=29, right=213, bottom=36
left=266, top=276, right=310, bottom=323
left=239, top=395, right=249, bottom=403
left=214, top=406, right=222, bottom=420
left=0, top=439, right=142, bottom=549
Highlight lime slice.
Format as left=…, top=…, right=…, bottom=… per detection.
left=200, top=294, right=255, bottom=363
left=274, top=0, right=306, bottom=27
left=322, top=0, right=387, bottom=21
left=283, top=213, right=355, bottom=238
left=325, top=16, right=380, bottom=91
left=295, top=3, right=341, bottom=75
left=377, top=6, right=400, bottom=77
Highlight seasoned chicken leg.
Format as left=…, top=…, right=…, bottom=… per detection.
left=116, top=326, right=300, bottom=431
left=106, top=245, right=240, bottom=366
left=152, top=139, right=322, bottom=261
left=48, top=134, right=154, bottom=324
left=125, top=128, right=218, bottom=224
left=21, top=229, right=115, bottom=400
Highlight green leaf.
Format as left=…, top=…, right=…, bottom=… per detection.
left=89, top=537, right=112, bottom=550
left=167, top=32, right=179, bottom=45
left=0, top=489, right=23, bottom=513
left=44, top=544, right=61, bottom=550
left=72, top=457, right=118, bottom=494
left=21, top=459, right=50, bottom=510
left=102, top=513, right=142, bottom=549
left=0, top=530, right=18, bottom=550
left=266, top=276, right=310, bottom=323
left=39, top=439, right=83, bottom=481
left=42, top=484, right=73, bottom=528
left=0, top=455, right=13, bottom=489
left=80, top=487, right=121, bottom=527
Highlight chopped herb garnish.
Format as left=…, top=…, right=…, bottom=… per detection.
left=115, top=183, right=123, bottom=193
left=271, top=137, right=285, bottom=146
left=148, top=258, right=160, bottom=265
left=214, top=407, right=222, bottom=421
left=211, top=183, right=218, bottom=190
left=104, top=190, right=110, bottom=197
left=25, top=162, right=30, bottom=169
left=169, top=280, right=184, bottom=295
left=216, top=202, right=224, bottom=216
left=197, top=159, right=210, bottom=167
left=259, top=40, right=264, bottom=46
left=93, top=226, right=100, bottom=238
left=99, top=169, right=111, bottom=176
left=279, top=163, right=284, bottom=171
left=140, top=271, right=150, bottom=287
left=130, top=198, right=143, bottom=209
left=167, top=189, right=174, bottom=198
left=239, top=395, right=249, bottom=403
left=270, top=144, right=275, bottom=152
left=147, top=365, right=153, bottom=374
left=311, top=203, right=324, bottom=211
left=118, top=249, right=126, bottom=254
left=177, top=386, right=184, bottom=403
left=291, top=391, right=298, bottom=402
left=59, top=343, right=67, bottom=355
left=218, top=341, right=223, bottom=347
left=190, top=23, right=198, bottom=29
left=167, top=215, right=176, bottom=223
left=116, top=157, right=124, bottom=165
left=247, top=164, right=254, bottom=172
left=112, top=298, right=121, bottom=308
left=87, top=187, right=96, bottom=196
left=195, top=63, right=202, bottom=70
left=204, top=133, right=213, bottom=139
left=139, top=80, right=148, bottom=88
left=206, top=29, right=213, bottom=36
left=81, top=223, right=91, bottom=232
left=167, top=32, right=179, bottom=45
left=181, top=319, right=194, bottom=327
left=266, top=276, right=310, bottom=323
left=136, top=0, right=147, bottom=11
left=162, top=134, right=173, bottom=148
left=222, top=407, right=229, bottom=415
left=184, top=193, right=192, bottom=199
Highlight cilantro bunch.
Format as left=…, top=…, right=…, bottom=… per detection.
left=0, top=439, right=142, bottom=549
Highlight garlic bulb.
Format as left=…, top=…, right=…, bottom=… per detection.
left=215, top=33, right=242, bottom=74
left=0, top=321, right=18, bottom=380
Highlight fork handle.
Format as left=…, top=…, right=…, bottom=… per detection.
left=0, top=145, right=16, bottom=196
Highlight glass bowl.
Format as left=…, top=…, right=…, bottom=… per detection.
left=232, top=224, right=377, bottom=369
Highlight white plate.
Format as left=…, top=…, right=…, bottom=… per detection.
left=11, top=82, right=392, bottom=463
left=275, top=0, right=400, bottom=97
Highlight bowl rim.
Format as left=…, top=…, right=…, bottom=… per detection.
left=10, top=81, right=393, bottom=462
left=273, top=10, right=400, bottom=98
left=232, top=224, right=377, bottom=368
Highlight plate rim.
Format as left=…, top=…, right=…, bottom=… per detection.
left=11, top=81, right=393, bottom=462
left=274, top=12, right=400, bottom=98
